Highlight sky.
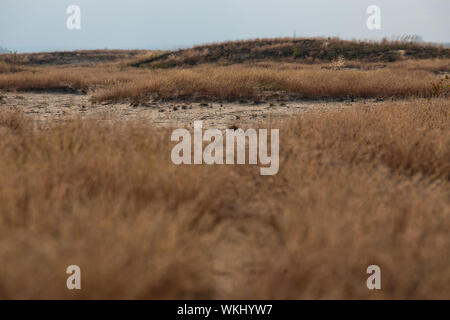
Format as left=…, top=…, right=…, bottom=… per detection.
left=0, top=0, right=449, bottom=52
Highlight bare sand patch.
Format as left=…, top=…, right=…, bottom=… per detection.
left=0, top=91, right=387, bottom=129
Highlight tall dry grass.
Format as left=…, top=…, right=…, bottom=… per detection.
left=0, top=98, right=448, bottom=299
left=0, top=69, right=91, bottom=92
left=1, top=59, right=447, bottom=100
left=0, top=61, right=24, bottom=74
left=0, top=67, right=146, bottom=93
left=92, top=65, right=442, bottom=102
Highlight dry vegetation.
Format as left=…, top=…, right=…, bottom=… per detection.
left=132, top=38, right=450, bottom=68
left=91, top=65, right=443, bottom=102
left=0, top=50, right=149, bottom=66
left=0, top=60, right=448, bottom=102
left=0, top=38, right=449, bottom=299
left=1, top=38, right=449, bottom=103
left=0, top=61, right=25, bottom=74
left=0, top=98, right=448, bottom=299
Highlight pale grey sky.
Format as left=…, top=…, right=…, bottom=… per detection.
left=0, top=0, right=449, bottom=52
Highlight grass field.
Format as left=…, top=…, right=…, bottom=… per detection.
left=0, top=38, right=449, bottom=102
left=0, top=38, right=449, bottom=299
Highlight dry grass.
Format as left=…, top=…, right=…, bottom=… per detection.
left=388, top=59, right=450, bottom=72
left=1, top=44, right=448, bottom=102
left=1, top=38, right=448, bottom=103
left=0, top=50, right=152, bottom=66
left=0, top=61, right=25, bottom=74
left=92, top=65, right=443, bottom=102
left=0, top=98, right=448, bottom=299
left=132, top=37, right=450, bottom=68
left=0, top=66, right=148, bottom=93
left=0, top=69, right=91, bottom=92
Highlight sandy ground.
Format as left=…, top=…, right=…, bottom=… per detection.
left=0, top=91, right=371, bottom=129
